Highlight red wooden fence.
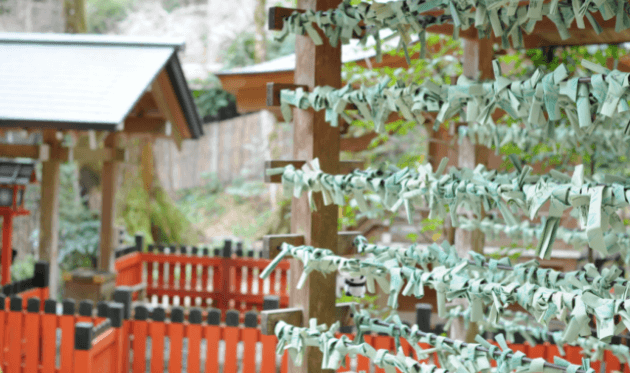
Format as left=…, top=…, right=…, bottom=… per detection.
left=120, top=308, right=628, bottom=373
left=115, top=244, right=290, bottom=313
left=1, top=294, right=628, bottom=373
left=0, top=294, right=115, bottom=373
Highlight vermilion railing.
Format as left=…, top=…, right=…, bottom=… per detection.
left=118, top=305, right=629, bottom=373
left=0, top=295, right=113, bottom=373
left=1, top=291, right=628, bottom=373
left=114, top=240, right=290, bottom=313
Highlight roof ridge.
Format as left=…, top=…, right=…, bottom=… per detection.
left=0, top=32, right=185, bottom=51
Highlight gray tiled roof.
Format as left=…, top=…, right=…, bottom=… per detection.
left=0, top=33, right=203, bottom=138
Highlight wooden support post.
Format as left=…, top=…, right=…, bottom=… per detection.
left=287, top=1, right=342, bottom=372
left=1, top=214, right=12, bottom=285
left=39, top=130, right=62, bottom=299
left=99, top=133, right=121, bottom=273
left=450, top=38, right=493, bottom=343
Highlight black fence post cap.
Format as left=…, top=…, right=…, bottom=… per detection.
left=79, top=300, right=94, bottom=317
left=134, top=305, right=150, bottom=321
left=207, top=308, right=221, bottom=325
left=27, top=298, right=40, bottom=313
left=97, top=301, right=109, bottom=318
left=189, top=308, right=202, bottom=324
left=62, top=299, right=75, bottom=315
left=74, top=322, right=93, bottom=350
left=113, top=287, right=132, bottom=320
left=244, top=311, right=258, bottom=328
left=223, top=239, right=232, bottom=257
left=225, top=310, right=239, bottom=326
left=108, top=303, right=124, bottom=328
left=34, top=261, right=50, bottom=288
left=415, top=303, right=432, bottom=333
left=263, top=295, right=280, bottom=310
left=151, top=307, right=166, bottom=322
left=171, top=307, right=185, bottom=323
left=44, top=299, right=57, bottom=314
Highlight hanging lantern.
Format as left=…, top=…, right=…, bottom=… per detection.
left=0, top=160, right=37, bottom=285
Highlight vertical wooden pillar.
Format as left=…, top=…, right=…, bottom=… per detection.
left=450, top=38, right=493, bottom=342
left=40, top=130, right=61, bottom=299
left=99, top=133, right=121, bottom=273
left=1, top=214, right=12, bottom=285
left=289, top=1, right=341, bottom=372
left=428, top=126, right=458, bottom=245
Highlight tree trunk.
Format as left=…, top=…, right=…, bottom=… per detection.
left=64, top=0, right=87, bottom=33
left=253, top=0, right=267, bottom=63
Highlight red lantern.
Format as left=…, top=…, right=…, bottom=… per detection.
left=0, top=161, right=37, bottom=285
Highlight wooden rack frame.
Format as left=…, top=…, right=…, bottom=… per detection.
left=261, top=2, right=630, bottom=372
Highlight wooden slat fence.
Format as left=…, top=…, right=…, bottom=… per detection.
left=0, top=293, right=124, bottom=373
left=119, top=305, right=630, bottom=373
left=114, top=238, right=290, bottom=314
left=1, top=287, right=627, bottom=373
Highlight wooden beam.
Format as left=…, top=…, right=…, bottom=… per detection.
left=263, top=234, right=306, bottom=259
left=261, top=307, right=304, bottom=335
left=268, top=7, right=365, bottom=37
left=0, top=144, right=50, bottom=161
left=268, top=7, right=305, bottom=31
left=267, top=82, right=309, bottom=106
left=99, top=133, right=121, bottom=273
left=340, top=133, right=379, bottom=152
left=151, top=69, right=190, bottom=150
left=268, top=3, right=629, bottom=49
left=264, top=159, right=364, bottom=183
left=72, top=147, right=128, bottom=163
left=266, top=82, right=359, bottom=110
left=261, top=302, right=356, bottom=335
left=337, top=231, right=360, bottom=256
left=39, top=130, right=61, bottom=299
left=123, top=117, right=170, bottom=136
left=128, top=91, right=164, bottom=119
left=335, top=302, right=356, bottom=329
left=263, top=231, right=360, bottom=260
left=48, top=147, right=127, bottom=163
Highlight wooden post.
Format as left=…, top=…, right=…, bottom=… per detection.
left=99, top=133, right=121, bottom=273
left=40, top=130, right=62, bottom=299
left=1, top=214, right=13, bottom=285
left=288, top=1, right=342, bottom=372
left=450, top=38, right=493, bottom=342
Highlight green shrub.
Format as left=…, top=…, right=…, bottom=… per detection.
left=11, top=255, right=35, bottom=282
left=87, top=0, right=135, bottom=34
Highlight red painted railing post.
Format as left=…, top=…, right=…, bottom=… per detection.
left=242, top=311, right=259, bottom=373
left=106, top=303, right=125, bottom=373
left=132, top=305, right=149, bottom=373
left=217, top=240, right=232, bottom=311
left=168, top=307, right=185, bottom=373
left=113, top=287, right=132, bottom=373
left=42, top=300, right=58, bottom=373
left=60, top=300, right=76, bottom=373
left=204, top=308, right=221, bottom=373
left=224, top=310, right=240, bottom=373
left=6, top=296, right=22, bottom=373
left=149, top=307, right=166, bottom=373
left=187, top=309, right=204, bottom=373
left=24, top=298, right=41, bottom=373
